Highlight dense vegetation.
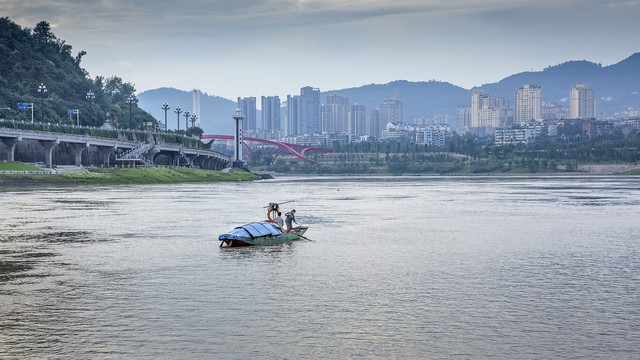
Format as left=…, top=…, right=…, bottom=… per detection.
left=0, top=17, right=154, bottom=129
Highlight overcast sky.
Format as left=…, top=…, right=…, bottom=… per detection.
left=4, top=0, right=640, bottom=103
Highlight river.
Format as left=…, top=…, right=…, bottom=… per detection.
left=1, top=176, right=639, bottom=359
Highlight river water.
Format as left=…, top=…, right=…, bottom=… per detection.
left=1, top=176, right=639, bottom=359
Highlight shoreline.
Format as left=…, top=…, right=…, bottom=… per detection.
left=0, top=167, right=259, bottom=187
left=1, top=163, right=638, bottom=188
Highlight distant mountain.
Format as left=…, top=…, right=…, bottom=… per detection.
left=140, top=53, right=640, bottom=133
left=321, top=80, right=469, bottom=125
left=138, top=87, right=237, bottom=134
left=476, top=53, right=640, bottom=114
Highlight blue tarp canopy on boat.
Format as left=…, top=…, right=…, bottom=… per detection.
left=242, top=222, right=282, bottom=237
left=218, top=221, right=282, bottom=241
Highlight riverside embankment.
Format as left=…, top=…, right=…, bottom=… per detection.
left=0, top=166, right=258, bottom=186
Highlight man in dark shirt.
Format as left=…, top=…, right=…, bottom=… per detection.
left=284, top=210, right=297, bottom=232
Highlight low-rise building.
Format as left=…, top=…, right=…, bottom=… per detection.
left=416, top=125, right=447, bottom=147
left=494, top=128, right=536, bottom=146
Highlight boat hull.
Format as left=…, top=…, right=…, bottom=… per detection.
left=219, top=223, right=308, bottom=247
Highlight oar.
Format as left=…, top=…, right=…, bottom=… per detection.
left=289, top=229, right=313, bottom=241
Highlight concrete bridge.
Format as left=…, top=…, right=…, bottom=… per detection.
left=0, top=126, right=230, bottom=170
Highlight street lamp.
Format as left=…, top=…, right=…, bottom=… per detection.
left=183, top=110, right=190, bottom=132
left=190, top=113, right=198, bottom=129
left=126, top=94, right=137, bottom=129
left=175, top=106, right=182, bottom=131
left=86, top=90, right=95, bottom=126
left=161, top=102, right=170, bottom=131
left=38, top=83, right=47, bottom=122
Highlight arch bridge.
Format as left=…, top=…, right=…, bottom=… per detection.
left=202, top=135, right=332, bottom=163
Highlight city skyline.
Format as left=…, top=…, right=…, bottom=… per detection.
left=3, top=0, right=639, bottom=101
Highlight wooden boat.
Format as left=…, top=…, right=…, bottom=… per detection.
left=219, top=202, right=309, bottom=247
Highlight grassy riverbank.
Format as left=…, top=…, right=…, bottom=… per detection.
left=0, top=166, right=258, bottom=185
left=0, top=162, right=44, bottom=171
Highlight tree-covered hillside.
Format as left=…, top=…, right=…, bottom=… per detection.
left=0, top=17, right=154, bottom=128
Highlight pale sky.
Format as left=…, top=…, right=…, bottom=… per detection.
left=3, top=0, right=640, bottom=102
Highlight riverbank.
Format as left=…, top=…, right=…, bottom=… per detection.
left=0, top=166, right=258, bottom=186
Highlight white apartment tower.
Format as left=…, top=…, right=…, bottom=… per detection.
left=349, top=103, right=367, bottom=136
left=237, top=97, right=257, bottom=131
left=286, top=95, right=301, bottom=136
left=570, top=84, right=596, bottom=119
left=379, top=98, right=403, bottom=125
left=261, top=96, right=281, bottom=131
left=471, top=89, right=509, bottom=128
left=322, top=93, right=350, bottom=133
left=300, top=86, right=321, bottom=135
left=514, top=84, right=542, bottom=122
left=192, top=89, right=202, bottom=127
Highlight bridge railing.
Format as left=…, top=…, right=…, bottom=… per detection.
left=0, top=119, right=207, bottom=150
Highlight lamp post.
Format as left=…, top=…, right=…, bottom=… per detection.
left=86, top=90, right=95, bottom=126
left=175, top=106, right=182, bottom=131
left=190, top=113, right=198, bottom=129
left=126, top=94, right=137, bottom=129
left=183, top=110, right=190, bottom=132
left=38, top=83, right=47, bottom=122
left=161, top=102, right=170, bottom=131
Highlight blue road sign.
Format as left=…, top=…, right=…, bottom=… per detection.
left=68, top=109, right=75, bottom=115
left=18, top=102, right=28, bottom=110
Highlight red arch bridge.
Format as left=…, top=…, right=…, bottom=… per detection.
left=202, top=135, right=332, bottom=163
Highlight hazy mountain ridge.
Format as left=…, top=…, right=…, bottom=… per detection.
left=140, top=53, right=640, bottom=134
left=478, top=53, right=640, bottom=112
left=138, top=87, right=237, bottom=134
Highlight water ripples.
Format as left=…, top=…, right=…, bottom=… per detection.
left=1, top=176, right=639, bottom=358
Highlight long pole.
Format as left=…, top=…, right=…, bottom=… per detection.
left=126, top=94, right=137, bottom=129
left=38, top=83, right=47, bottom=123
left=184, top=110, right=190, bottom=132
left=162, top=102, right=170, bottom=131
left=175, top=106, right=181, bottom=131
left=86, top=90, right=95, bottom=126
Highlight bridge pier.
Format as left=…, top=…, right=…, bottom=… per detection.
left=97, top=146, right=116, bottom=167
left=71, top=143, right=89, bottom=166
left=1, top=137, right=22, bottom=162
left=147, top=146, right=161, bottom=166
left=185, top=154, right=197, bottom=168
left=41, top=139, right=60, bottom=168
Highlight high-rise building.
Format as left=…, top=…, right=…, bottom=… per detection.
left=370, top=109, right=381, bottom=139
left=192, top=89, right=202, bottom=127
left=261, top=96, right=281, bottom=131
left=570, top=84, right=596, bottom=119
left=457, top=106, right=472, bottom=133
left=349, top=103, right=367, bottom=136
left=515, top=84, right=542, bottom=123
left=237, top=97, right=256, bottom=131
left=286, top=95, right=301, bottom=136
left=300, top=86, right=321, bottom=135
left=379, top=98, right=403, bottom=126
left=471, top=89, right=509, bottom=129
left=471, top=90, right=488, bottom=127
left=321, top=93, right=350, bottom=133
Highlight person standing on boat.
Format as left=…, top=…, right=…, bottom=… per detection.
left=284, top=210, right=298, bottom=232
left=273, top=211, right=284, bottom=231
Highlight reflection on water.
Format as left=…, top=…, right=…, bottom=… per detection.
left=1, top=176, right=639, bottom=359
